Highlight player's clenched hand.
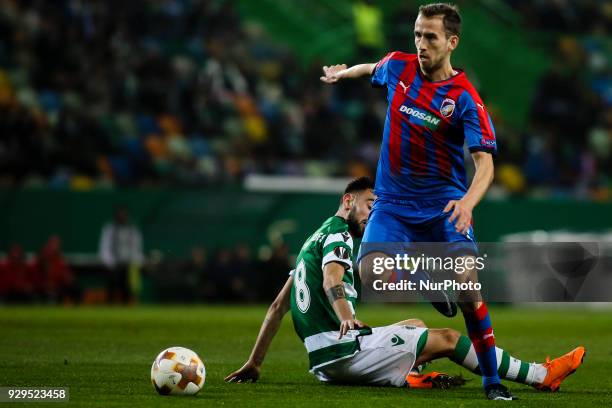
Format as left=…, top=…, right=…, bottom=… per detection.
left=224, top=360, right=261, bottom=383
left=320, top=64, right=348, bottom=84
left=338, top=319, right=366, bottom=339
left=444, top=199, right=473, bottom=235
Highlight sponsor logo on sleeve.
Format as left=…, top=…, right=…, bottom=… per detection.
left=334, top=246, right=350, bottom=260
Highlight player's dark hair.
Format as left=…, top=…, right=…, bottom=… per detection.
left=343, top=177, right=374, bottom=196
left=418, top=3, right=461, bottom=37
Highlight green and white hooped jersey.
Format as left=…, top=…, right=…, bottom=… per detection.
left=290, top=216, right=361, bottom=370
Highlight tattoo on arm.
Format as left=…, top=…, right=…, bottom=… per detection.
left=326, top=284, right=346, bottom=304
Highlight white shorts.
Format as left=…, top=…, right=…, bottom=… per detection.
left=311, top=324, right=428, bottom=387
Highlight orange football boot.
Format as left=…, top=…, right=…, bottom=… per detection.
left=406, top=372, right=466, bottom=389
left=535, top=346, right=586, bottom=392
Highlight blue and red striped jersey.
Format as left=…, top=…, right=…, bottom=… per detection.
left=371, top=51, right=497, bottom=200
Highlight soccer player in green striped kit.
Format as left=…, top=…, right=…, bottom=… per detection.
left=226, top=177, right=584, bottom=393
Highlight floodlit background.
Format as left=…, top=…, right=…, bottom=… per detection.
left=1, top=1, right=612, bottom=406
left=0, top=0, right=610, bottom=304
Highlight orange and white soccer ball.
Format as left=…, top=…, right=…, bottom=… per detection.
left=151, top=347, right=206, bottom=395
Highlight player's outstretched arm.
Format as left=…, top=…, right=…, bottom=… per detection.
left=224, top=275, right=293, bottom=383
left=323, top=262, right=367, bottom=338
left=320, top=63, right=377, bottom=84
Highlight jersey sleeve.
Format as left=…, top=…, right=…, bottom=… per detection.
left=459, top=91, right=498, bottom=155
left=321, top=231, right=353, bottom=270
left=370, top=52, right=396, bottom=88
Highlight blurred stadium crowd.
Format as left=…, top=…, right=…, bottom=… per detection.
left=507, top=0, right=611, bottom=198
left=0, top=1, right=610, bottom=304
left=0, top=241, right=292, bottom=304
left=0, top=237, right=79, bottom=304
left=0, top=0, right=609, bottom=197
left=0, top=220, right=291, bottom=304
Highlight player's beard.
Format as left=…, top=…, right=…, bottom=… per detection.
left=420, top=57, right=441, bottom=75
left=420, top=51, right=449, bottom=77
left=347, top=207, right=364, bottom=239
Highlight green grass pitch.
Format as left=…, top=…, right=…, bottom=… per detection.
left=1, top=305, right=611, bottom=407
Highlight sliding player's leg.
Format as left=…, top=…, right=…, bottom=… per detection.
left=393, top=318, right=426, bottom=327
left=414, top=327, right=585, bottom=391
left=395, top=318, right=459, bottom=389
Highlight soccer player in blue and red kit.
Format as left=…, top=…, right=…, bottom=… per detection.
left=320, top=3, right=515, bottom=401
